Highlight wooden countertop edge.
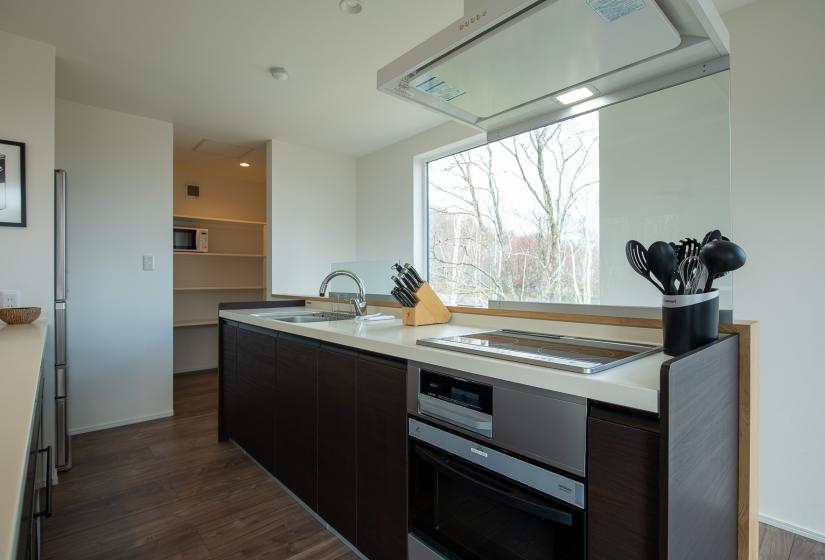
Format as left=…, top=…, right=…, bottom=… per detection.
left=273, top=293, right=757, bottom=331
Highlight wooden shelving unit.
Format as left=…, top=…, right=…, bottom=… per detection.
left=174, top=252, right=265, bottom=258
left=174, top=286, right=265, bottom=292
left=173, top=214, right=266, bottom=329
left=173, top=214, right=266, bottom=225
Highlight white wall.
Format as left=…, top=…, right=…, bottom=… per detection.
left=600, top=72, right=732, bottom=308
left=173, top=157, right=266, bottom=222
left=356, top=121, right=480, bottom=265
left=269, top=140, right=357, bottom=294
left=0, top=30, right=56, bottom=468
left=55, top=99, right=174, bottom=434
left=725, top=0, right=825, bottom=541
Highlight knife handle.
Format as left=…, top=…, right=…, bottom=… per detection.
left=404, top=264, right=424, bottom=285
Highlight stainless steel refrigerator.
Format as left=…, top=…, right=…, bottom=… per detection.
left=54, top=169, right=72, bottom=471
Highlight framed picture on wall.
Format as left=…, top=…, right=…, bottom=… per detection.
left=0, top=139, right=26, bottom=227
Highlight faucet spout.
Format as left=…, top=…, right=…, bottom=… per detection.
left=318, top=270, right=368, bottom=316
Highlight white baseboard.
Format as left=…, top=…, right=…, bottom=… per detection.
left=69, top=410, right=174, bottom=435
left=761, top=514, right=825, bottom=544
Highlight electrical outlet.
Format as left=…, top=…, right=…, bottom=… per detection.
left=1, top=290, right=20, bottom=308
left=142, top=255, right=155, bottom=271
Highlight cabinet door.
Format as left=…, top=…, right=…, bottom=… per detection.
left=587, top=412, right=659, bottom=560
left=236, top=324, right=277, bottom=473
left=357, top=353, right=407, bottom=560
left=219, top=319, right=237, bottom=442
left=317, top=344, right=358, bottom=543
left=275, top=334, right=319, bottom=509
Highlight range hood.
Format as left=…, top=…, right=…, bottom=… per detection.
left=378, top=0, right=730, bottom=140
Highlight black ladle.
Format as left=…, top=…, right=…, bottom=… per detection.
left=625, top=240, right=665, bottom=294
left=647, top=241, right=679, bottom=295
left=701, top=229, right=723, bottom=246
left=700, top=239, right=746, bottom=292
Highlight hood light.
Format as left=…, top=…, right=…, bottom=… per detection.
left=556, top=86, right=596, bottom=105
left=240, top=162, right=250, bottom=168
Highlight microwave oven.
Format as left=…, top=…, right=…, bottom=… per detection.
left=173, top=227, right=208, bottom=252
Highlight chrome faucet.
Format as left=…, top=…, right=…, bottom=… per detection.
left=319, top=270, right=368, bottom=317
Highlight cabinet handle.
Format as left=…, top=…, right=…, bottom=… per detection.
left=34, top=446, right=52, bottom=519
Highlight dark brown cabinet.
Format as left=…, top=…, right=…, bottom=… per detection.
left=235, top=323, right=277, bottom=473
left=218, top=319, right=237, bottom=441
left=218, top=322, right=409, bottom=559
left=317, top=344, right=358, bottom=544
left=356, top=353, right=408, bottom=560
left=275, top=334, right=319, bottom=510
left=587, top=405, right=659, bottom=560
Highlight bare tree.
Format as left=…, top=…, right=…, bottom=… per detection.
left=428, top=114, right=599, bottom=306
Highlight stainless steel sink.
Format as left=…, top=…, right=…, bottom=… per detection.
left=272, top=311, right=355, bottom=324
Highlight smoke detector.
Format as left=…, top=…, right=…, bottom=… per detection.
left=339, top=0, right=362, bottom=14
left=270, top=67, right=289, bottom=81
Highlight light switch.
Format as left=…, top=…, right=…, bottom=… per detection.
left=142, top=255, right=155, bottom=271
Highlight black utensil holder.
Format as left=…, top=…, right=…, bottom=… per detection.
left=662, top=290, right=719, bottom=356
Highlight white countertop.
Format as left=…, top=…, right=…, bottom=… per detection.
left=219, top=306, right=666, bottom=414
left=0, top=318, right=48, bottom=560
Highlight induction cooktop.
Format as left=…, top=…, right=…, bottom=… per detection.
left=416, top=330, right=661, bottom=374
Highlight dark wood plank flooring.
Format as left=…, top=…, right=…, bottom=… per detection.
left=42, top=370, right=825, bottom=559
left=43, top=370, right=356, bottom=560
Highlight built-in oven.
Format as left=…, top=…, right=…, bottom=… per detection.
left=407, top=362, right=588, bottom=560
left=173, top=227, right=208, bottom=252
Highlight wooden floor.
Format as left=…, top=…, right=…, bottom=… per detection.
left=43, top=370, right=356, bottom=560
left=42, top=370, right=824, bottom=560
left=761, top=524, right=825, bottom=560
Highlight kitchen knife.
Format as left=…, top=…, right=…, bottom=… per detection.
left=391, top=287, right=410, bottom=307
left=391, top=275, right=408, bottom=293
left=398, top=273, right=419, bottom=292
left=399, top=267, right=421, bottom=290
left=392, top=287, right=416, bottom=307
left=404, top=263, right=425, bottom=285
left=391, top=277, right=418, bottom=306
left=390, top=288, right=404, bottom=305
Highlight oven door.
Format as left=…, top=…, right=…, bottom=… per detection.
left=409, top=422, right=586, bottom=560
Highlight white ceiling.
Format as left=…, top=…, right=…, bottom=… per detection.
left=0, top=0, right=753, bottom=159
left=0, top=0, right=463, bottom=158
left=712, top=0, right=758, bottom=13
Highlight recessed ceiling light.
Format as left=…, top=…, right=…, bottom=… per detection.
left=239, top=162, right=250, bottom=168
left=269, top=67, right=289, bottom=81
left=555, top=86, right=597, bottom=105
left=339, top=0, right=362, bottom=14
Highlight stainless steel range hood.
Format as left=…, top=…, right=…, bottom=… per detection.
left=377, top=0, right=730, bottom=140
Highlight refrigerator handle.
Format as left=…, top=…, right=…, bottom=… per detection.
left=55, top=170, right=67, bottom=301
left=54, top=303, right=66, bottom=366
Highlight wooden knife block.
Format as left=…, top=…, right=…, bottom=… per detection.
left=401, top=282, right=452, bottom=326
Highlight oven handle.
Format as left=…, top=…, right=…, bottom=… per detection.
left=414, top=445, right=574, bottom=527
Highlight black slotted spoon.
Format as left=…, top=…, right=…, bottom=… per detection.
left=626, top=240, right=665, bottom=294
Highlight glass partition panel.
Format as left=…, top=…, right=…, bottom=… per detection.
left=427, top=71, right=731, bottom=310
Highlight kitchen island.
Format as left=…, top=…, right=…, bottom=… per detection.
left=0, top=318, right=49, bottom=560
left=218, top=302, right=746, bottom=560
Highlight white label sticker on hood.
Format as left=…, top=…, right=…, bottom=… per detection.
left=587, top=0, right=646, bottom=22
left=414, top=76, right=466, bottom=103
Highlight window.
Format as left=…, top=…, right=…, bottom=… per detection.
left=427, top=112, right=599, bottom=306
